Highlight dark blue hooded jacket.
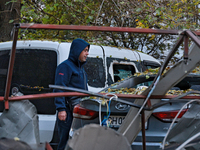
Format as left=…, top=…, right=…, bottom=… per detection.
left=54, top=39, right=90, bottom=111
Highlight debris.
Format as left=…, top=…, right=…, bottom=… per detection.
left=66, top=124, right=131, bottom=150
left=0, top=92, right=40, bottom=144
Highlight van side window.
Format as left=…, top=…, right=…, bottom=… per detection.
left=106, top=57, right=137, bottom=84
left=0, top=49, right=57, bottom=114
left=113, top=64, right=136, bottom=82
left=84, top=57, right=105, bottom=88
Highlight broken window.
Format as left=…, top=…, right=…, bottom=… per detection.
left=106, top=57, right=137, bottom=84
left=113, top=64, right=136, bottom=82
left=84, top=57, right=106, bottom=88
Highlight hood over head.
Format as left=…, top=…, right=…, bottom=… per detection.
left=68, top=38, right=90, bottom=65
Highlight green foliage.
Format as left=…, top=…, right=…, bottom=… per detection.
left=20, top=0, right=200, bottom=63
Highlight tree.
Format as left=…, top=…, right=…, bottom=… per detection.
left=20, top=1, right=200, bottom=58
left=1, top=0, right=200, bottom=63
left=0, top=0, right=21, bottom=42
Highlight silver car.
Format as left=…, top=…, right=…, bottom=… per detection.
left=70, top=74, right=200, bottom=150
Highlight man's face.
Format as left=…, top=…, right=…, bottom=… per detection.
left=79, top=46, right=89, bottom=62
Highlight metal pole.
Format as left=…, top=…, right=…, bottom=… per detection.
left=184, top=35, right=189, bottom=60
left=141, top=110, right=146, bottom=150
left=186, top=30, right=200, bottom=49
left=19, top=23, right=200, bottom=36
left=1, top=92, right=200, bottom=102
left=4, top=24, right=19, bottom=110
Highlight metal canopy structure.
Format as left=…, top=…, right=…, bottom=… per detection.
left=1, top=23, right=200, bottom=150
left=118, top=36, right=200, bottom=143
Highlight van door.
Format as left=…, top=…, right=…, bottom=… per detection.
left=83, top=45, right=106, bottom=92
left=0, top=44, right=58, bottom=114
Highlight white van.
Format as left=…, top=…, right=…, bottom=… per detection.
left=0, top=40, right=160, bottom=147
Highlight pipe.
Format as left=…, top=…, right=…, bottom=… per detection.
left=141, top=110, right=146, bottom=150
left=4, top=24, right=19, bottom=110
left=19, top=23, right=200, bottom=35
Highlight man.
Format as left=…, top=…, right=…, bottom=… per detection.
left=54, top=38, right=90, bottom=150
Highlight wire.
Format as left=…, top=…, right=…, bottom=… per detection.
left=21, top=23, right=34, bottom=40
left=101, top=100, right=109, bottom=126
left=122, top=75, right=161, bottom=136
left=100, top=93, right=118, bottom=127
left=100, top=102, right=110, bottom=126
left=161, top=99, right=200, bottom=150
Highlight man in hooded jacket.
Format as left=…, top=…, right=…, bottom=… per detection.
left=54, top=38, right=90, bottom=150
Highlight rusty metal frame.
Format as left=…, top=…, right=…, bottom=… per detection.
left=1, top=23, right=200, bottom=150
left=19, top=23, right=194, bottom=35
left=4, top=24, right=20, bottom=109
left=1, top=92, right=200, bottom=101
left=2, top=24, right=200, bottom=108
left=118, top=30, right=200, bottom=147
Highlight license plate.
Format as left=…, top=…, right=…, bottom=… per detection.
left=106, top=115, right=148, bottom=129
left=108, top=116, right=125, bottom=127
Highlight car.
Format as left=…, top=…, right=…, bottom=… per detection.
left=70, top=70, right=200, bottom=150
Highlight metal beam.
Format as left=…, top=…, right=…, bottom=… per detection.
left=1, top=92, right=200, bottom=102
left=4, top=24, right=19, bottom=109
left=0, top=97, right=4, bottom=101
left=141, top=111, right=146, bottom=150
left=19, top=23, right=200, bottom=35
left=186, top=30, right=200, bottom=48
left=184, top=35, right=189, bottom=60
left=118, top=35, right=200, bottom=143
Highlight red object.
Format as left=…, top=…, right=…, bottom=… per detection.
left=45, top=142, right=53, bottom=150
left=0, top=93, right=200, bottom=101
left=73, top=104, right=98, bottom=119
left=153, top=109, right=188, bottom=122
left=19, top=23, right=200, bottom=35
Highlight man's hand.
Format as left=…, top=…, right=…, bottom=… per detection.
left=58, top=111, right=67, bottom=121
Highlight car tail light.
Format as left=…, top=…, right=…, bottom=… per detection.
left=73, top=104, right=98, bottom=120
left=152, top=109, right=188, bottom=122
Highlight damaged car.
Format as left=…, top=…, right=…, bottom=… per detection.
left=69, top=67, right=200, bottom=150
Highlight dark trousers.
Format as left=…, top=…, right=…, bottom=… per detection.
left=57, top=108, right=73, bottom=150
